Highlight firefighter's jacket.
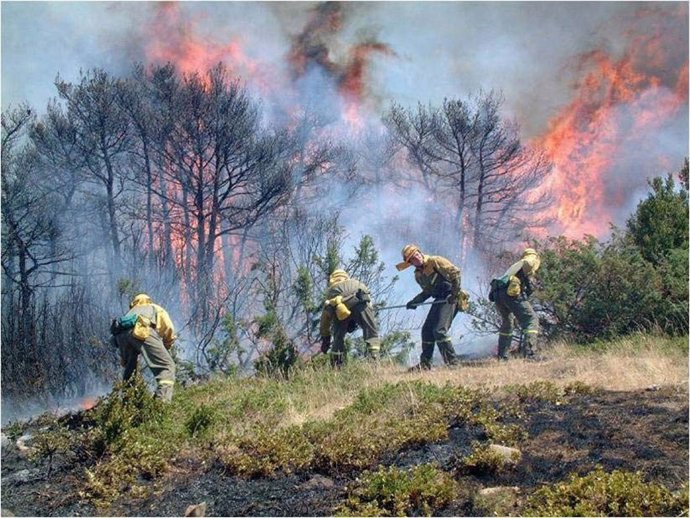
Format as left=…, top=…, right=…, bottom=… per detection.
left=319, top=279, right=372, bottom=338
left=408, top=255, right=461, bottom=306
left=128, top=301, right=177, bottom=349
left=501, top=257, right=538, bottom=298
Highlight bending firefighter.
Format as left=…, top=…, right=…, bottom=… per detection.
left=319, top=269, right=381, bottom=367
left=111, top=293, right=177, bottom=401
left=396, top=244, right=463, bottom=369
left=489, top=248, right=541, bottom=361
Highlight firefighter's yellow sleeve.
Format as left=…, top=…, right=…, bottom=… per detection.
left=502, top=259, right=525, bottom=279
left=429, top=256, right=461, bottom=296
left=319, top=305, right=334, bottom=338
left=153, top=304, right=176, bottom=349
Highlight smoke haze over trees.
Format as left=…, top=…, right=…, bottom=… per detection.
left=1, top=0, right=687, bottom=416
left=0, top=60, right=552, bottom=407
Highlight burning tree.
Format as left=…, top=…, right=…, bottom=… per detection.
left=385, top=90, right=552, bottom=262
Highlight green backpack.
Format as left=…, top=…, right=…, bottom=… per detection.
left=110, top=313, right=139, bottom=336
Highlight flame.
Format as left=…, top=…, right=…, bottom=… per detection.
left=287, top=3, right=394, bottom=130
left=535, top=6, right=688, bottom=238
left=145, top=3, right=272, bottom=93
left=339, top=42, right=395, bottom=132
left=80, top=397, right=97, bottom=410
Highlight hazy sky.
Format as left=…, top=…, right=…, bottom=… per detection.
left=1, top=2, right=684, bottom=134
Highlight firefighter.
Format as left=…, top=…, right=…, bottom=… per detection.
left=111, top=293, right=177, bottom=401
left=489, top=248, right=541, bottom=361
left=319, top=269, right=381, bottom=367
left=396, top=244, right=462, bottom=369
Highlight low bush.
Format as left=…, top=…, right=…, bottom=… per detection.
left=458, top=442, right=519, bottom=476
left=524, top=466, right=689, bottom=517
left=336, top=464, right=460, bottom=517
left=79, top=376, right=179, bottom=507
left=185, top=404, right=218, bottom=438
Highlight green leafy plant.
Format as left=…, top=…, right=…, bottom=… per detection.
left=185, top=404, right=218, bottom=438
left=524, top=467, right=689, bottom=517
left=336, top=464, right=460, bottom=517
left=458, top=442, right=519, bottom=476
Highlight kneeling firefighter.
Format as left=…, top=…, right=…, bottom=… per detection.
left=396, top=244, right=467, bottom=369
left=319, top=269, right=381, bottom=367
left=489, top=248, right=541, bottom=360
left=110, top=293, right=177, bottom=401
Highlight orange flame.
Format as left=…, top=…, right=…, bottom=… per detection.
left=145, top=3, right=272, bottom=93
left=535, top=6, right=688, bottom=238
left=80, top=397, right=97, bottom=410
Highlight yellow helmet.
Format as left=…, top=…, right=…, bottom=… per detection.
left=130, top=293, right=152, bottom=308
left=328, top=269, right=349, bottom=286
left=396, top=244, right=421, bottom=271
left=522, top=248, right=541, bottom=274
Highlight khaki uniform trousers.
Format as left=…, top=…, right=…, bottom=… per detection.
left=115, top=329, right=176, bottom=401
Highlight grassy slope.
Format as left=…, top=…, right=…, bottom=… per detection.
left=3, top=334, right=688, bottom=516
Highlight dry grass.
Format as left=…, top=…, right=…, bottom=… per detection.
left=287, top=334, right=688, bottom=424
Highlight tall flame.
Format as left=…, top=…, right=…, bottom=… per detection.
left=536, top=6, right=688, bottom=238
left=145, top=3, right=271, bottom=93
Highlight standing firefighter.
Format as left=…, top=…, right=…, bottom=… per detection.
left=489, top=248, right=541, bottom=361
left=319, top=269, right=381, bottom=367
left=396, top=244, right=462, bottom=369
left=111, top=293, right=177, bottom=401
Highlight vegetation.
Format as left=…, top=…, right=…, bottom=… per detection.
left=1, top=51, right=687, bottom=518
left=336, top=464, right=461, bottom=516
left=524, top=467, right=689, bottom=517
left=533, top=168, right=688, bottom=342
left=4, top=336, right=688, bottom=515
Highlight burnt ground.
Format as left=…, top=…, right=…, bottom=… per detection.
left=2, top=385, right=688, bottom=517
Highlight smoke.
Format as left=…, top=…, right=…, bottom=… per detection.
left=1, top=1, right=687, bottom=384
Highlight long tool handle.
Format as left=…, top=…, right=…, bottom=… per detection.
left=377, top=300, right=447, bottom=311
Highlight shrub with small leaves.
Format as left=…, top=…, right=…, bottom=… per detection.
left=30, top=420, right=73, bottom=475
left=524, top=467, right=689, bottom=517
left=509, top=381, right=565, bottom=404
left=458, top=442, right=517, bottom=476
left=336, top=464, right=459, bottom=517
left=185, top=404, right=218, bottom=438
left=79, top=376, right=173, bottom=508
left=90, top=375, right=166, bottom=453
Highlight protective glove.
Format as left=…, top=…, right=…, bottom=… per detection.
left=446, top=293, right=456, bottom=304
left=406, top=300, right=418, bottom=310
left=320, top=336, right=331, bottom=354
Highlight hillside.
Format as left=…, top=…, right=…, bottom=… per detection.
left=1, top=334, right=688, bottom=517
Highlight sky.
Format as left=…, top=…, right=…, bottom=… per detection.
left=1, top=1, right=688, bottom=239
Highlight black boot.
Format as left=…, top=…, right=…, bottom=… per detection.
left=497, top=334, right=512, bottom=360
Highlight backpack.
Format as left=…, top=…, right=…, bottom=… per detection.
left=488, top=277, right=509, bottom=302
left=110, top=313, right=138, bottom=336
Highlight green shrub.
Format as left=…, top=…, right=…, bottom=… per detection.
left=218, top=382, right=491, bottom=476
left=79, top=376, right=175, bottom=507
left=471, top=403, right=528, bottom=446
left=336, top=464, right=459, bottom=517
left=82, top=434, right=170, bottom=508
left=524, top=467, right=689, bottom=516
left=185, top=404, right=218, bottom=438
left=535, top=174, right=689, bottom=343
left=222, top=426, right=316, bottom=477
left=89, top=375, right=166, bottom=453
left=459, top=442, right=518, bottom=476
